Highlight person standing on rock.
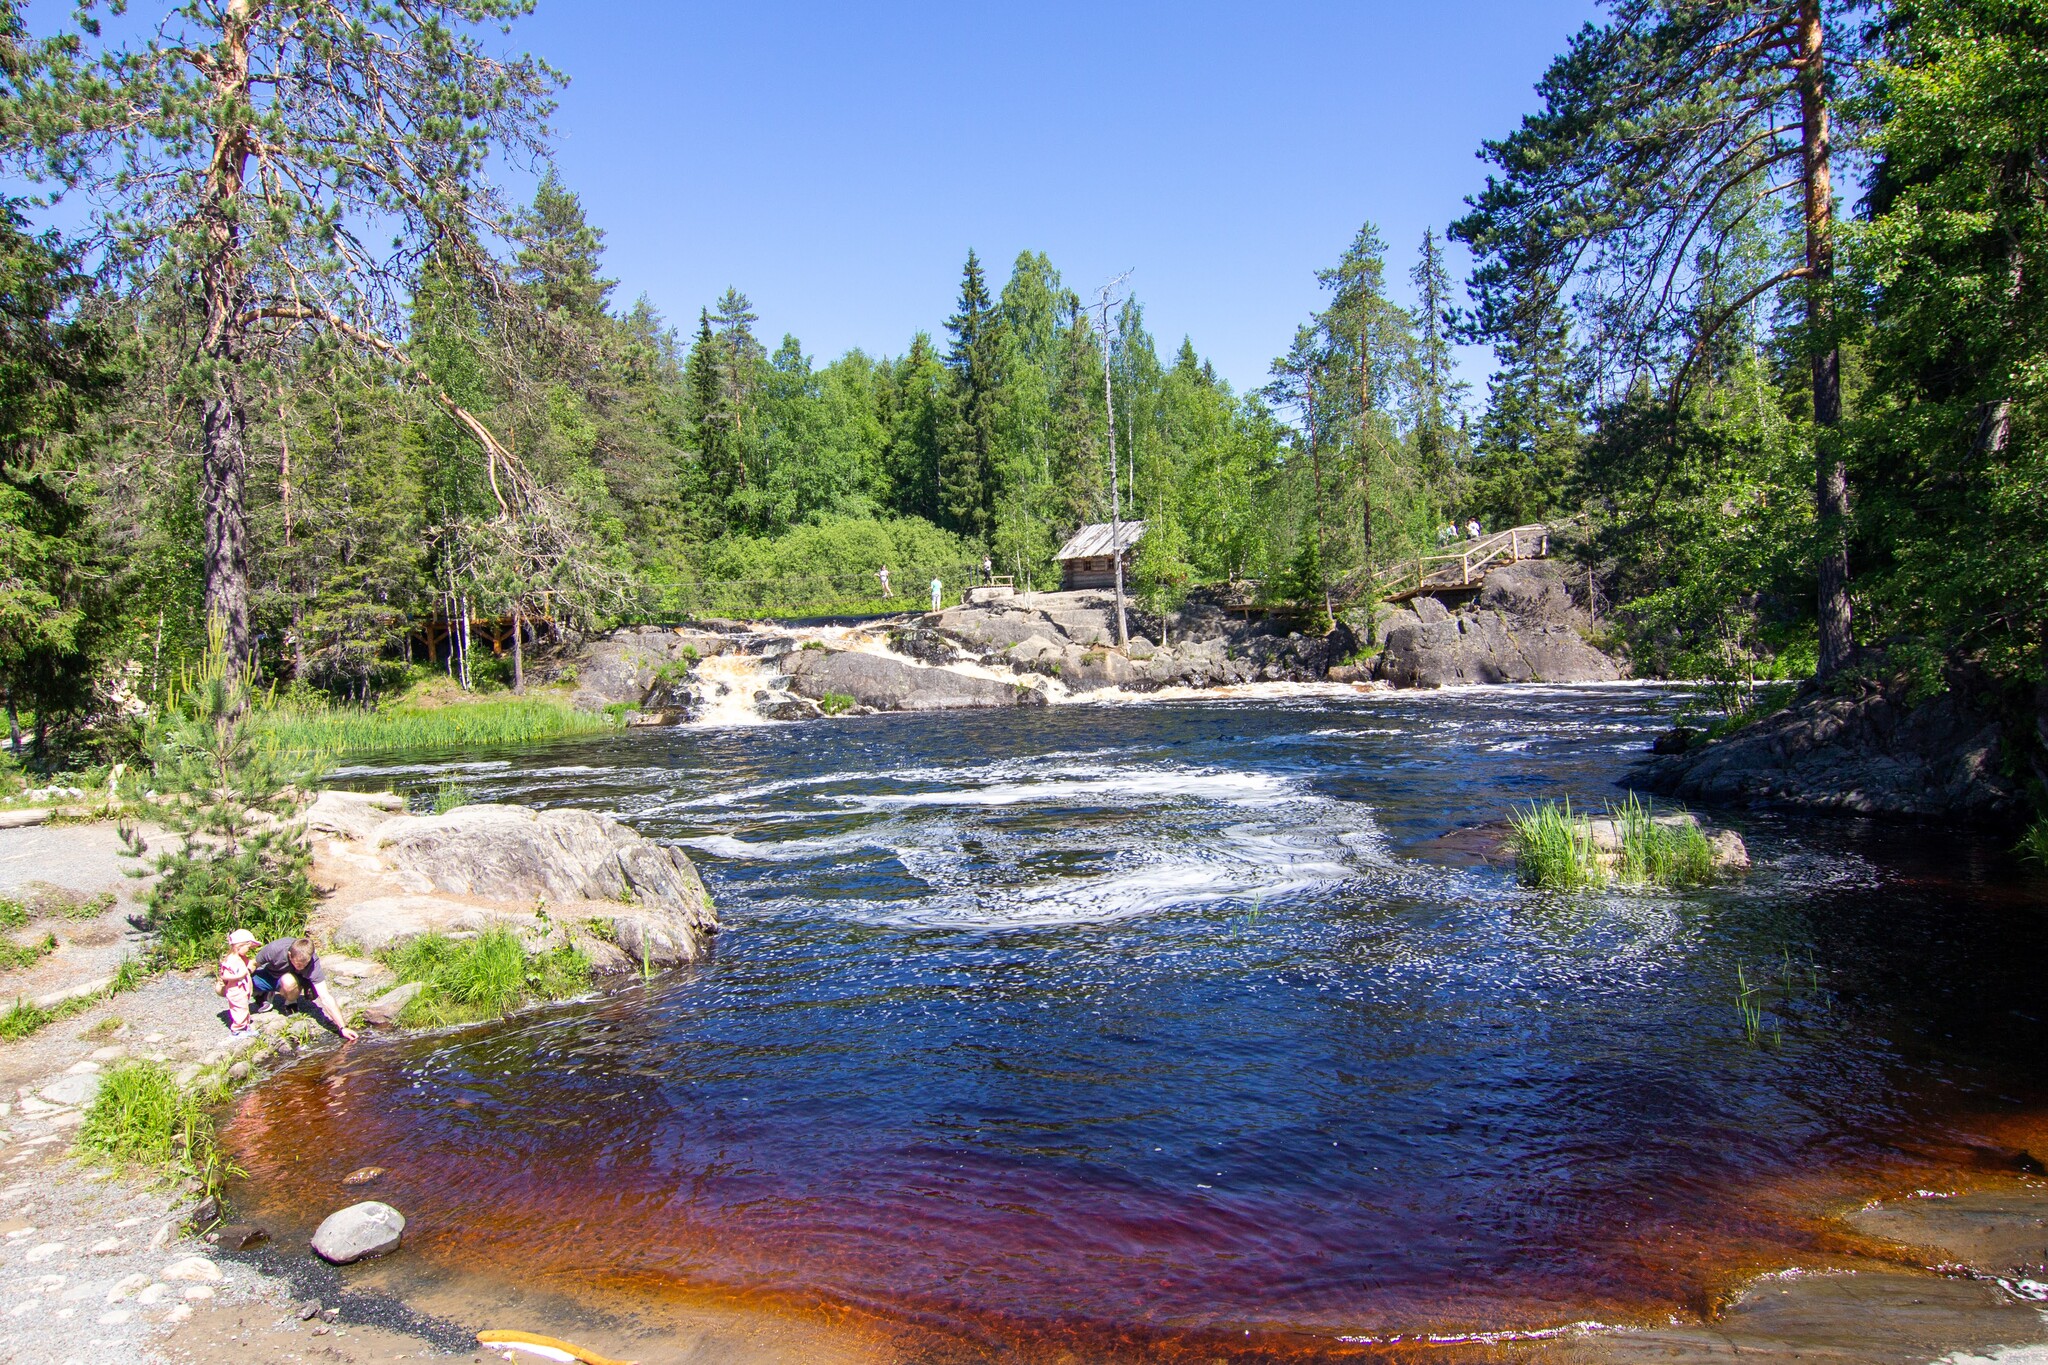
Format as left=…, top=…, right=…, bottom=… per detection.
left=251, top=935, right=359, bottom=1042
left=876, top=565, right=892, bottom=598
left=930, top=576, right=943, bottom=612
left=982, top=554, right=993, bottom=585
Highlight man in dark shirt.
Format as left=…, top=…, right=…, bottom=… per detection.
left=250, top=936, right=358, bottom=1041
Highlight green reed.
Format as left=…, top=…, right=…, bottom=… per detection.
left=257, top=696, right=620, bottom=755
left=1508, top=799, right=1602, bottom=890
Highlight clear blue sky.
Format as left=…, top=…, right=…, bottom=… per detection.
left=517, top=1, right=1603, bottom=397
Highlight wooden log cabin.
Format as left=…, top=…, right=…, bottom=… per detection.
left=1055, top=521, right=1146, bottom=591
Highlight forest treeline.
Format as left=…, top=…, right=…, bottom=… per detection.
left=0, top=0, right=2041, bottom=767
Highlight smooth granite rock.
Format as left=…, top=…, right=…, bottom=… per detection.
left=311, top=1201, right=405, bottom=1264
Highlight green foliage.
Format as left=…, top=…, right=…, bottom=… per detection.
left=431, top=779, right=473, bottom=814
left=1, top=954, right=149, bottom=1040
left=817, top=692, right=857, bottom=716
left=74, top=1061, right=236, bottom=1197
left=126, top=620, right=321, bottom=968
left=380, top=927, right=592, bottom=1027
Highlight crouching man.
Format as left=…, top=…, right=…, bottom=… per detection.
left=251, top=935, right=359, bottom=1042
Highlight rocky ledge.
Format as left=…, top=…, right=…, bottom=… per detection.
left=307, top=791, right=718, bottom=970
left=550, top=554, right=1629, bottom=723
left=1636, top=668, right=2041, bottom=821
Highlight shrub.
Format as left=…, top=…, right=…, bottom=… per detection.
left=817, top=692, right=857, bottom=716
left=75, top=1061, right=235, bottom=1196
left=381, top=927, right=592, bottom=1028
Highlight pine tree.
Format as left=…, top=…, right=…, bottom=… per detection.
left=513, top=170, right=617, bottom=323
left=1453, top=0, right=1857, bottom=674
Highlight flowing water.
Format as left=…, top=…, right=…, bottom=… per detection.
left=226, top=686, right=2048, bottom=1361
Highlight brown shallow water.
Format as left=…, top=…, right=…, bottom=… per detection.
left=226, top=690, right=2048, bottom=1360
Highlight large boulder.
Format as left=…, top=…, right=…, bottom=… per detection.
left=305, top=790, right=405, bottom=842
left=311, top=1201, right=405, bottom=1264
left=1636, top=670, right=2032, bottom=820
left=784, top=648, right=1047, bottom=712
left=368, top=805, right=716, bottom=962
left=1373, top=610, right=1622, bottom=688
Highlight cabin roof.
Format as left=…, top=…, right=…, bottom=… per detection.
left=1054, top=521, right=1147, bottom=561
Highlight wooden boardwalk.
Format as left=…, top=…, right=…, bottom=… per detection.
left=1343, top=524, right=1552, bottom=604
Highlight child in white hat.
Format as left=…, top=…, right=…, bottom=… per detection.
left=218, top=929, right=260, bottom=1037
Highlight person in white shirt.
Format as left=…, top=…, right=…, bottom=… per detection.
left=930, top=577, right=942, bottom=612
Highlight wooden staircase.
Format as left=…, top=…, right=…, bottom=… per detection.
left=1343, top=524, right=1552, bottom=605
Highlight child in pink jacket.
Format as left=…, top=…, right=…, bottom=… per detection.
left=217, top=929, right=259, bottom=1037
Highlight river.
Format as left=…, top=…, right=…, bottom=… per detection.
left=224, top=685, right=2048, bottom=1361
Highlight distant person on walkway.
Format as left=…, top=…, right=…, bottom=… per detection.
left=217, top=928, right=258, bottom=1037
left=1437, top=523, right=1454, bottom=548
left=251, top=935, right=358, bottom=1042
left=930, top=576, right=943, bottom=612
left=1466, top=518, right=1482, bottom=540
left=982, top=554, right=994, bottom=585
left=876, top=565, right=892, bottom=597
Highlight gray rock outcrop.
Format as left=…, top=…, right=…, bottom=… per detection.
left=1368, top=561, right=1623, bottom=688
left=1636, top=670, right=2033, bottom=820
left=369, top=805, right=717, bottom=962
left=562, top=624, right=733, bottom=712
left=311, top=1202, right=405, bottom=1264
left=783, top=647, right=1048, bottom=711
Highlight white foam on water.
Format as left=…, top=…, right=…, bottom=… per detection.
left=834, top=767, right=1292, bottom=813
left=688, top=653, right=784, bottom=727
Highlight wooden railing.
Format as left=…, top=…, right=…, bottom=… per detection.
left=1349, top=524, right=1552, bottom=603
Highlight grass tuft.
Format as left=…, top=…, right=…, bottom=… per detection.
left=2016, top=815, right=2048, bottom=868
left=430, top=778, right=473, bottom=814
left=257, top=696, right=620, bottom=756
left=817, top=692, right=857, bottom=716
left=1509, top=799, right=1602, bottom=890
left=1610, top=793, right=1718, bottom=887
left=381, top=927, right=592, bottom=1027
left=74, top=1060, right=238, bottom=1200
left=1511, top=795, right=1722, bottom=890
left=0, top=931, right=58, bottom=971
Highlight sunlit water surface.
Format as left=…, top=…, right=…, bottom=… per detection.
left=227, top=687, right=2048, bottom=1359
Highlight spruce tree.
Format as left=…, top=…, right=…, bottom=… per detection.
left=1409, top=228, right=1470, bottom=482
left=939, top=250, right=1004, bottom=539
left=687, top=310, right=745, bottom=521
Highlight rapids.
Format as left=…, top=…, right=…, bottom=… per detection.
left=227, top=686, right=2048, bottom=1361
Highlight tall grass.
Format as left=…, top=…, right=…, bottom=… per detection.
left=1611, top=793, right=1718, bottom=887
left=257, top=696, right=620, bottom=755
left=75, top=1060, right=237, bottom=1198
left=381, top=927, right=592, bottom=1027
left=2017, top=815, right=2048, bottom=868
left=1511, top=795, right=1722, bottom=890
left=1509, top=799, right=1602, bottom=890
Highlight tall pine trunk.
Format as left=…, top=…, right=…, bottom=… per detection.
left=512, top=606, right=526, bottom=694
left=1799, top=0, right=1852, bottom=677
left=199, top=0, right=257, bottom=664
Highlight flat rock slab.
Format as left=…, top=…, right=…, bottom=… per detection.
left=311, top=1200, right=404, bottom=1264
left=38, top=1071, right=102, bottom=1107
